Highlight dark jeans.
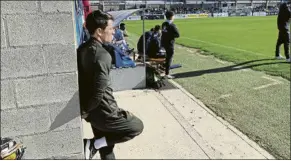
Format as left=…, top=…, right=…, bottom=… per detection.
left=165, top=47, right=174, bottom=75
left=275, top=31, right=290, bottom=59
left=89, top=110, right=144, bottom=160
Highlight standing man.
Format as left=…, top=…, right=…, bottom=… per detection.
left=275, top=2, right=291, bottom=62
left=77, top=10, right=144, bottom=160
left=161, top=11, right=180, bottom=79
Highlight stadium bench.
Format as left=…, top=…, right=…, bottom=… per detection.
left=146, top=58, right=166, bottom=74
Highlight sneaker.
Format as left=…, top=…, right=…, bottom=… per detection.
left=166, top=75, right=175, bottom=79
left=287, top=58, right=290, bottom=62
left=84, top=139, right=98, bottom=160
left=275, top=55, right=285, bottom=60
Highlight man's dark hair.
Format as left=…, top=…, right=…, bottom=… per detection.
left=150, top=28, right=154, bottom=32
left=120, top=23, right=125, bottom=30
left=279, top=3, right=288, bottom=13
left=165, top=11, right=175, bottom=20
left=86, top=10, right=114, bottom=35
left=154, top=25, right=161, bottom=32
left=278, top=3, right=290, bottom=20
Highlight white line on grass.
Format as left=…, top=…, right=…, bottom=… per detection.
left=186, top=49, right=194, bottom=53
left=182, top=37, right=265, bottom=56
left=127, top=32, right=264, bottom=56
left=215, top=59, right=227, bottom=64
left=253, top=76, right=283, bottom=90
left=196, top=54, right=209, bottom=58
left=219, top=94, right=232, bottom=99
left=241, top=69, right=251, bottom=72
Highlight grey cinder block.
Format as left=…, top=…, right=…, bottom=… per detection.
left=1, top=18, right=6, bottom=48
left=1, top=47, right=46, bottom=79
left=43, top=44, right=77, bottom=74
left=1, top=106, right=50, bottom=137
left=110, top=66, right=146, bottom=91
left=15, top=73, right=78, bottom=107
left=49, top=99, right=81, bottom=131
left=1, top=1, right=38, bottom=14
left=7, top=14, right=74, bottom=46
left=21, top=128, right=83, bottom=159
left=41, top=1, right=73, bottom=13
left=1, top=80, right=16, bottom=110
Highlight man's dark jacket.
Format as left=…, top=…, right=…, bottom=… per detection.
left=277, top=3, right=291, bottom=32
left=137, top=31, right=152, bottom=53
left=161, top=21, right=180, bottom=49
left=77, top=37, right=119, bottom=120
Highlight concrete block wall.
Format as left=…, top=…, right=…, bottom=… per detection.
left=111, top=65, right=146, bottom=92
left=1, top=1, right=84, bottom=159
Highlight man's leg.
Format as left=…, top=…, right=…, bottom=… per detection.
left=91, top=126, right=116, bottom=160
left=165, top=48, right=174, bottom=76
left=275, top=37, right=282, bottom=57
left=85, top=110, right=144, bottom=159
left=283, top=32, right=290, bottom=59
left=99, top=144, right=115, bottom=159
left=95, top=110, right=144, bottom=145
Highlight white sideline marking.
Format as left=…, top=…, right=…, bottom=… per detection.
left=253, top=76, right=283, bottom=90
left=182, top=37, right=265, bottom=56
left=196, top=54, right=209, bottom=58
left=186, top=49, right=194, bottom=53
left=241, top=69, right=251, bottom=72
left=219, top=94, right=232, bottom=99
left=215, top=59, right=227, bottom=64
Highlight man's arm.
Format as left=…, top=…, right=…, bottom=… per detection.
left=90, top=53, right=111, bottom=109
left=115, top=30, right=125, bottom=44
left=171, top=24, right=180, bottom=38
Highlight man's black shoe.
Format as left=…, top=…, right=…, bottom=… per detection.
left=84, top=139, right=98, bottom=160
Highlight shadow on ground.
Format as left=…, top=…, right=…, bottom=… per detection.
left=173, top=59, right=289, bottom=79
left=50, top=91, right=81, bottom=131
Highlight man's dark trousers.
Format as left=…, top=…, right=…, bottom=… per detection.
left=275, top=31, right=290, bottom=59
left=87, top=110, right=144, bottom=160
left=165, top=47, right=174, bottom=75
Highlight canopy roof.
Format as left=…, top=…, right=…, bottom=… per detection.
left=107, top=9, right=141, bottom=27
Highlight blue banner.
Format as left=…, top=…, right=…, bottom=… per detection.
left=74, top=0, right=85, bottom=47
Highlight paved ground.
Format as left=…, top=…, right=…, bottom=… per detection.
left=82, top=83, right=275, bottom=159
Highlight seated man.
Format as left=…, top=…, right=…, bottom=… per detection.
left=120, top=23, right=128, bottom=37
left=113, top=25, right=134, bottom=54
left=148, top=25, right=165, bottom=58
left=103, top=42, right=136, bottom=68
left=137, top=28, right=154, bottom=55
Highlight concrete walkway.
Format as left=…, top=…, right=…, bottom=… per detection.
left=82, top=81, right=275, bottom=159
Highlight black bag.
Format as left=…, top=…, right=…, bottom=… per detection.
left=146, top=65, right=165, bottom=89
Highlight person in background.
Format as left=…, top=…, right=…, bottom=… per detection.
left=152, top=25, right=162, bottom=38
left=137, top=28, right=154, bottom=55
left=113, top=25, right=134, bottom=54
left=275, top=2, right=291, bottom=62
left=148, top=25, right=163, bottom=58
left=119, top=23, right=128, bottom=37
left=77, top=10, right=144, bottom=160
left=161, top=11, right=180, bottom=79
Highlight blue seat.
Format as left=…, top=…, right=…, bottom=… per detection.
left=103, top=43, right=136, bottom=68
